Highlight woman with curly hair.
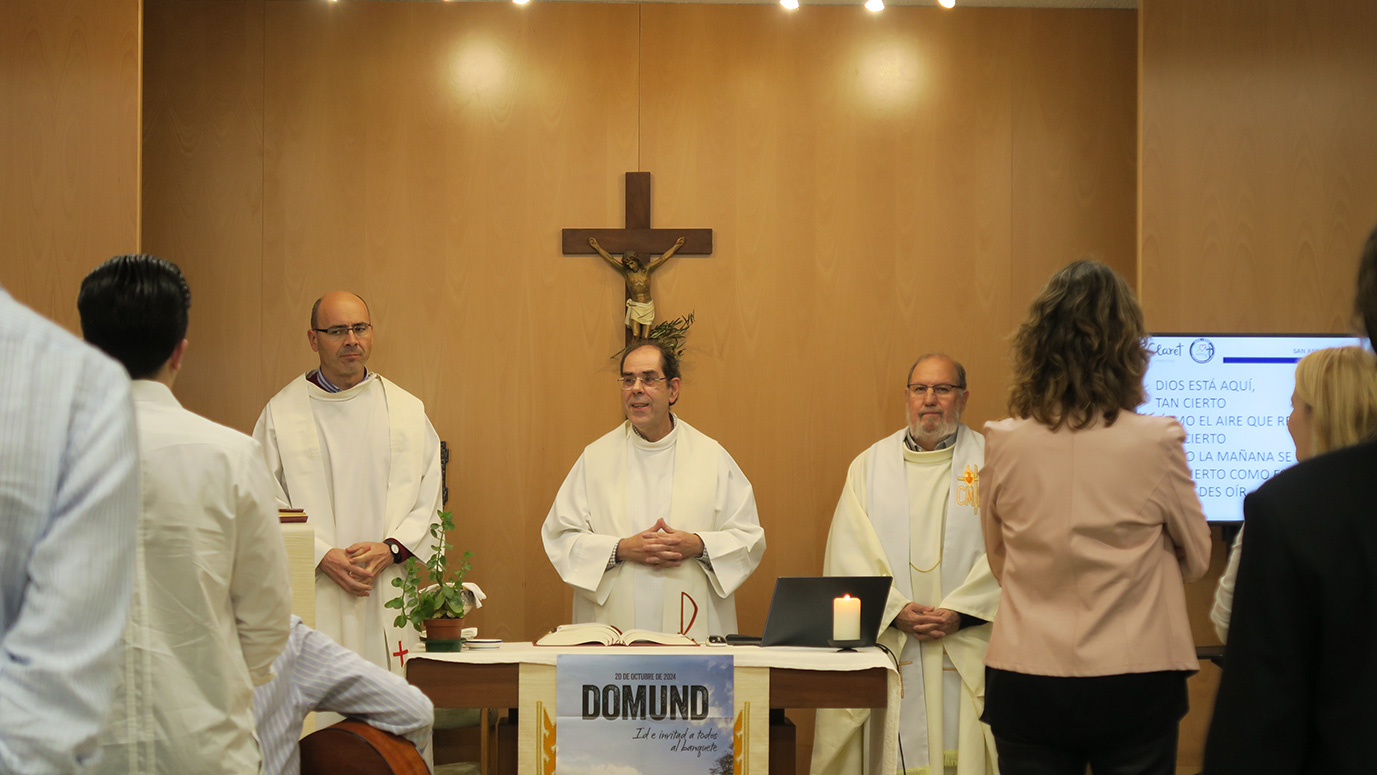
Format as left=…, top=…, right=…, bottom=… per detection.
left=1210, top=345, right=1377, bottom=642
left=979, top=260, right=1212, bottom=774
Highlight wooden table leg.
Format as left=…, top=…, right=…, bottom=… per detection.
left=479, top=708, right=489, bottom=775
left=770, top=709, right=796, bottom=775
left=496, top=716, right=517, bottom=775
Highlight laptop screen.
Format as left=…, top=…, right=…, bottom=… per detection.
left=760, top=576, right=892, bottom=648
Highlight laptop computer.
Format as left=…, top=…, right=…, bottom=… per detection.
left=753, top=576, right=892, bottom=648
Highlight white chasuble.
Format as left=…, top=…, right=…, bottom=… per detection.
left=812, top=425, right=1000, bottom=775
left=626, top=428, right=675, bottom=629
left=541, top=417, right=766, bottom=641
left=254, top=374, right=442, bottom=674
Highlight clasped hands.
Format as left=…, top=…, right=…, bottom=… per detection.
left=895, top=602, right=960, bottom=641
left=319, top=541, right=392, bottom=597
left=617, top=518, right=704, bottom=568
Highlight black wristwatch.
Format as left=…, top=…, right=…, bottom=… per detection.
left=386, top=539, right=404, bottom=564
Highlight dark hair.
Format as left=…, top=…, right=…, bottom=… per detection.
left=1008, top=260, right=1148, bottom=431
left=1356, top=223, right=1377, bottom=342
left=78, top=254, right=191, bottom=380
left=620, top=339, right=682, bottom=405
left=620, top=338, right=682, bottom=381
left=907, top=353, right=967, bottom=389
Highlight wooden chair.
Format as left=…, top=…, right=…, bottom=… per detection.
left=300, top=719, right=428, bottom=775
left=432, top=706, right=499, bottom=775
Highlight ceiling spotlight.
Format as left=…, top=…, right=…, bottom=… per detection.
left=781, top=0, right=799, bottom=9
left=864, top=0, right=884, bottom=11
left=513, top=0, right=531, bottom=4
left=938, top=0, right=956, bottom=7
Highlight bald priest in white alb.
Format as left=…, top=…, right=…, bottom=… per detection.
left=812, top=354, right=1000, bottom=775
left=542, top=340, right=766, bottom=641
left=254, top=291, right=442, bottom=673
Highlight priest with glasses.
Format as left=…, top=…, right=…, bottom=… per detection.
left=541, top=339, right=766, bottom=640
left=255, top=291, right=442, bottom=673
left=813, top=354, right=999, bottom=775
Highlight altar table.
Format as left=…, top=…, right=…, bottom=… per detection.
left=408, top=643, right=898, bottom=775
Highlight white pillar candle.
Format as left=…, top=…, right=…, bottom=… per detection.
left=833, top=594, right=861, bottom=641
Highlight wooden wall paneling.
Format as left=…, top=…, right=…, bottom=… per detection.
left=142, top=0, right=266, bottom=432
left=640, top=6, right=1019, bottom=638
left=261, top=1, right=642, bottom=644
left=1140, top=0, right=1377, bottom=335
left=0, top=0, right=141, bottom=330
left=145, top=8, right=1134, bottom=749
left=1141, top=0, right=1377, bottom=767
left=875, top=8, right=1018, bottom=431
left=638, top=8, right=1134, bottom=771
left=263, top=0, right=368, bottom=395
left=638, top=1, right=1134, bottom=639
left=1011, top=10, right=1138, bottom=294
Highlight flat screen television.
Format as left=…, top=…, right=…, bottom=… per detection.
left=1141, top=333, right=1365, bottom=522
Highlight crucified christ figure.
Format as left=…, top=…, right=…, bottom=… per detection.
left=590, top=236, right=685, bottom=337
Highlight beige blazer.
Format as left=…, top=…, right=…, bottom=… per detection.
left=981, top=412, right=1211, bottom=677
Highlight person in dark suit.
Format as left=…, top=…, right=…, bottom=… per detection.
left=1203, top=223, right=1377, bottom=774
left=1208, top=345, right=1377, bottom=643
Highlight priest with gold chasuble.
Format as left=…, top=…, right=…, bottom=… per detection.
left=812, top=354, right=1000, bottom=775
left=254, top=291, right=442, bottom=673
left=541, top=340, right=766, bottom=641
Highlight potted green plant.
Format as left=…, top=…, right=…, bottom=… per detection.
left=387, top=509, right=474, bottom=651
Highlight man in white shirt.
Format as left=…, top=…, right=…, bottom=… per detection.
left=254, top=615, right=434, bottom=775
left=254, top=291, right=442, bottom=672
left=812, top=354, right=999, bottom=775
left=78, top=254, right=292, bottom=774
left=0, top=285, right=139, bottom=775
left=541, top=340, right=766, bottom=640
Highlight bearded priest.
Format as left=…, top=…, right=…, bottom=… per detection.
left=812, top=354, right=1000, bottom=775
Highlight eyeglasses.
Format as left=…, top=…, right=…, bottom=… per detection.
left=906, top=383, right=964, bottom=397
left=312, top=323, right=372, bottom=338
left=619, top=375, right=668, bottom=391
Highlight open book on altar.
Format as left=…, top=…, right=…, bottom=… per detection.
left=535, top=623, right=699, bottom=647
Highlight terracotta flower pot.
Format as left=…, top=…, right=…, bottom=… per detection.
left=424, top=617, right=466, bottom=642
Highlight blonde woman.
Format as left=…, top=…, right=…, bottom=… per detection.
left=980, top=261, right=1212, bottom=775
left=1205, top=224, right=1377, bottom=773
left=1210, top=346, right=1377, bottom=642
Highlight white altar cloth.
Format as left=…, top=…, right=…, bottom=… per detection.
left=411, top=643, right=900, bottom=775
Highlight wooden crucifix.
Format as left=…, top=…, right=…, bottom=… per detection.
left=563, top=172, right=713, bottom=340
